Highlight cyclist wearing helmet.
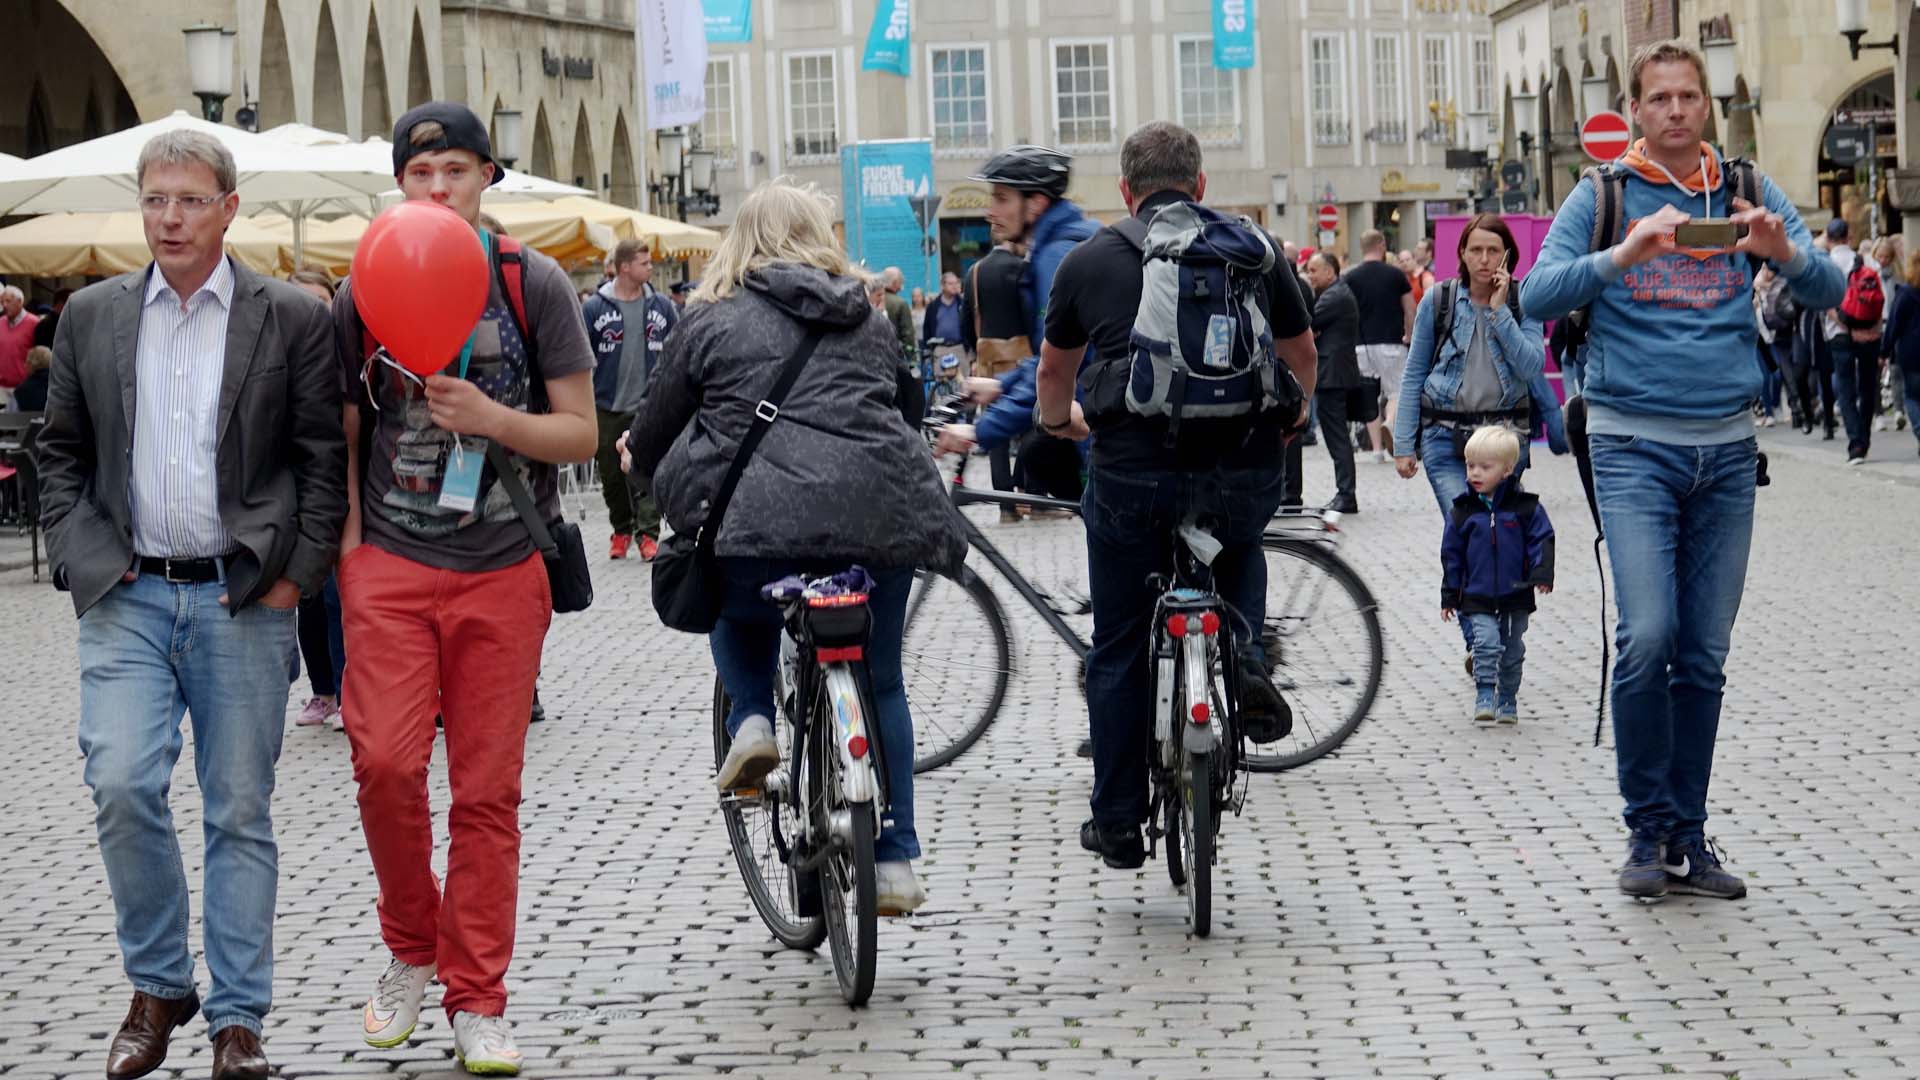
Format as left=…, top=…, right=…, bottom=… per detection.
left=971, top=144, right=1098, bottom=352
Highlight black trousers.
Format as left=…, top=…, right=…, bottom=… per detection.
left=1284, top=384, right=1374, bottom=507
left=1013, top=430, right=1084, bottom=500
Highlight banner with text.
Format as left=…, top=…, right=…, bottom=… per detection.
left=639, top=0, right=708, bottom=129
left=704, top=0, right=751, bottom=43
left=1212, top=0, right=1255, bottom=69
left=840, top=140, right=938, bottom=297
left=861, top=0, right=912, bottom=76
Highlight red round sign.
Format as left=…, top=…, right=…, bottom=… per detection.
left=1580, top=110, right=1632, bottom=162
left=1316, top=204, right=1339, bottom=231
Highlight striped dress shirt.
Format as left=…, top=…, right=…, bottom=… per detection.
left=130, top=258, right=236, bottom=559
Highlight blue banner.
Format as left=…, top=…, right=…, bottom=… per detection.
left=840, top=140, right=938, bottom=298
left=1212, top=0, right=1254, bottom=70
left=861, top=0, right=912, bottom=76
left=704, top=0, right=751, bottom=43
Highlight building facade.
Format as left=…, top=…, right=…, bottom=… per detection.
left=675, top=0, right=1499, bottom=267
left=4, top=0, right=643, bottom=209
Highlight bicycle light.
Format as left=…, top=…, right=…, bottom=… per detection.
left=1190, top=702, right=1211, bottom=724
left=1199, top=612, right=1220, bottom=636
left=1167, top=614, right=1188, bottom=638
left=847, top=735, right=869, bottom=759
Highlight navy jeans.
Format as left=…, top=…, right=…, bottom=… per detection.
left=1590, top=433, right=1757, bottom=844
left=1081, top=466, right=1284, bottom=827
left=1829, top=334, right=1881, bottom=458
left=709, top=559, right=919, bottom=862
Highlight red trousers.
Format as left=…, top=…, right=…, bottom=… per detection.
left=338, top=543, right=550, bottom=1017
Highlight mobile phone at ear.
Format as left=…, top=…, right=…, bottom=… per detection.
left=1672, top=220, right=1748, bottom=248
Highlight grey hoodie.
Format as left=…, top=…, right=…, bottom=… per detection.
left=628, top=263, right=967, bottom=572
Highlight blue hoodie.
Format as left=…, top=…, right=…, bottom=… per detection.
left=1021, top=198, right=1099, bottom=353
left=1518, top=143, right=1845, bottom=444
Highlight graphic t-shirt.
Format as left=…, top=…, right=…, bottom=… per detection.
left=335, top=237, right=595, bottom=573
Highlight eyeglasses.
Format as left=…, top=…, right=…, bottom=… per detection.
left=138, top=193, right=228, bottom=215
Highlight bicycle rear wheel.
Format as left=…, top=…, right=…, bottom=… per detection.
left=1243, top=537, right=1383, bottom=772
left=902, top=566, right=1011, bottom=773
left=809, top=683, right=877, bottom=1005
left=1181, top=749, right=1214, bottom=937
left=713, top=681, right=825, bottom=950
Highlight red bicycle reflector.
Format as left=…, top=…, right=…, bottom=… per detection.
left=1199, top=612, right=1221, bottom=636
left=816, top=646, right=864, bottom=662
left=1166, top=614, right=1188, bottom=638
left=1190, top=702, right=1211, bottom=724
left=848, top=735, right=869, bottom=758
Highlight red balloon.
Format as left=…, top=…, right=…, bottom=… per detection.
left=351, top=201, right=490, bottom=377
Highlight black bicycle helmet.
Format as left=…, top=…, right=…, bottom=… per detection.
left=969, top=145, right=1072, bottom=199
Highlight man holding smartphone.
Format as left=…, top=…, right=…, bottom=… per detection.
left=1520, top=39, right=1845, bottom=902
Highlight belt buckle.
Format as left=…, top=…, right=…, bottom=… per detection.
left=163, top=558, right=194, bottom=584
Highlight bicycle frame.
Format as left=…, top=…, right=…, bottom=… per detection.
left=770, top=607, right=891, bottom=870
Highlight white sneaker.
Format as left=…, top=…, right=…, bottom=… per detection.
left=716, top=714, right=780, bottom=790
left=876, top=860, right=928, bottom=914
left=452, top=1011, right=523, bottom=1075
left=1372, top=450, right=1388, bottom=464
left=362, top=957, right=435, bottom=1048
left=1848, top=456, right=1866, bottom=467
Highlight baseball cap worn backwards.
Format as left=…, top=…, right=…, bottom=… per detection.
left=392, top=102, right=506, bottom=186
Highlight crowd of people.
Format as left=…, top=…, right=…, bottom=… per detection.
left=12, top=35, right=1918, bottom=1080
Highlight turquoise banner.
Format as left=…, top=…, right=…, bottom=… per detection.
left=704, top=0, right=751, bottom=43
left=861, top=0, right=912, bottom=76
left=1212, top=0, right=1254, bottom=70
left=840, top=140, right=938, bottom=297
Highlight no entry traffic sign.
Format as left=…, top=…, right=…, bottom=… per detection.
left=1580, top=110, right=1632, bottom=162
left=1317, top=203, right=1339, bottom=231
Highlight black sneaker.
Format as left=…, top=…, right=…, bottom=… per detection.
left=530, top=690, right=546, bottom=723
left=1236, top=658, right=1292, bottom=744
left=1075, top=738, right=1093, bottom=759
left=1079, top=819, right=1146, bottom=870
left=1618, top=831, right=1668, bottom=898
left=1663, top=835, right=1747, bottom=899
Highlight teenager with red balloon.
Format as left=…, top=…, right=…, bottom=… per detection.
left=330, top=102, right=596, bottom=1076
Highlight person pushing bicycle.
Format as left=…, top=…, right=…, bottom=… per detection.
left=1034, top=122, right=1319, bottom=869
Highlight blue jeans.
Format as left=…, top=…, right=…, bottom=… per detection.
left=1590, top=434, right=1757, bottom=844
left=1081, top=466, right=1283, bottom=827
left=710, top=559, right=919, bottom=862
left=1461, top=610, right=1529, bottom=699
left=1830, top=334, right=1879, bottom=458
left=76, top=574, right=297, bottom=1037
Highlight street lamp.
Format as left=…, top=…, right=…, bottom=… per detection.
left=648, top=128, right=721, bottom=220
left=182, top=23, right=235, bottom=123
left=1836, top=0, right=1899, bottom=61
left=492, top=108, right=524, bottom=170
left=1511, top=90, right=1538, bottom=158
left=1581, top=74, right=1611, bottom=119
left=1701, top=34, right=1738, bottom=117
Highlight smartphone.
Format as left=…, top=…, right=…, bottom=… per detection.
left=1672, top=219, right=1748, bottom=248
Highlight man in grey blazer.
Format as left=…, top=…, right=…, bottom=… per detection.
left=36, top=131, right=346, bottom=1080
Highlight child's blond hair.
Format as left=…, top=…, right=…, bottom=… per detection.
left=1463, top=425, right=1521, bottom=470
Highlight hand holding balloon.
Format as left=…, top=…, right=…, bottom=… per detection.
left=424, top=374, right=507, bottom=438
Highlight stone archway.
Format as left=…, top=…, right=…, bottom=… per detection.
left=1818, top=71, right=1899, bottom=237
left=313, top=0, right=348, bottom=135
left=609, top=111, right=638, bottom=207
left=529, top=102, right=556, bottom=181
left=362, top=10, right=390, bottom=140
left=1726, top=77, right=1757, bottom=160
left=569, top=102, right=597, bottom=195
left=405, top=12, right=432, bottom=113
left=258, top=0, right=297, bottom=130
left=0, top=1, right=139, bottom=156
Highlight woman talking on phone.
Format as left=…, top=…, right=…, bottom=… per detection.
left=1391, top=213, right=1546, bottom=514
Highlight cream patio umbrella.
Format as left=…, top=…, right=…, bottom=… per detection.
left=0, top=112, right=399, bottom=264
left=258, top=124, right=592, bottom=209
left=283, top=207, right=619, bottom=279
left=0, top=210, right=291, bottom=278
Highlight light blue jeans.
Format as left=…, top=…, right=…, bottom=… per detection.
left=76, top=574, right=296, bottom=1038
left=1461, top=611, right=1529, bottom=701
left=1589, top=433, right=1757, bottom=844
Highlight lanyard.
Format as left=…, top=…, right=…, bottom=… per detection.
left=450, top=229, right=493, bottom=381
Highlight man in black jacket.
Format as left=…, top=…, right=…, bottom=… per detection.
left=1289, top=250, right=1366, bottom=513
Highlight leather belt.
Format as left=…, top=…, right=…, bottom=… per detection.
left=136, top=554, right=236, bottom=584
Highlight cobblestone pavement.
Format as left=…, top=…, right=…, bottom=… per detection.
left=3, top=432, right=1918, bottom=1080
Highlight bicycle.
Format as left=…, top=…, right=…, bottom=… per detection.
left=903, top=407, right=1383, bottom=774
left=714, top=569, right=896, bottom=1006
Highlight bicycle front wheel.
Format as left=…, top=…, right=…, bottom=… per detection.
left=713, top=680, right=825, bottom=951
left=1181, top=749, right=1214, bottom=938
left=1243, top=537, right=1384, bottom=772
left=809, top=688, right=877, bottom=1006
left=902, top=566, right=1011, bottom=773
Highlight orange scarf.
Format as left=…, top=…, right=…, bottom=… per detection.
left=1618, top=138, right=1722, bottom=192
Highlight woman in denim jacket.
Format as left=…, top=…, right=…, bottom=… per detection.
left=1391, top=214, right=1547, bottom=515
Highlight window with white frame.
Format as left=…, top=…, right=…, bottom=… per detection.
left=929, top=46, right=990, bottom=155
left=1174, top=37, right=1240, bottom=144
left=1470, top=37, right=1493, bottom=116
left=1308, top=34, right=1349, bottom=146
left=785, top=51, right=839, bottom=162
left=1051, top=40, right=1114, bottom=149
left=1421, top=35, right=1454, bottom=142
left=1369, top=35, right=1405, bottom=144
left=694, top=58, right=737, bottom=164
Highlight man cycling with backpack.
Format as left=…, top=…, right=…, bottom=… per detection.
left=1035, top=122, right=1318, bottom=870
left=1521, top=41, right=1843, bottom=901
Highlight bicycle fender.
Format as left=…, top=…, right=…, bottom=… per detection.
left=825, top=665, right=878, bottom=804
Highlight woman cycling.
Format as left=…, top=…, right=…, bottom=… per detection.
left=1392, top=213, right=1546, bottom=512
left=623, top=179, right=966, bottom=914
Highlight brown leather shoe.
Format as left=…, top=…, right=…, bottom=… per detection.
left=105, top=989, right=199, bottom=1080
left=210, top=1026, right=269, bottom=1080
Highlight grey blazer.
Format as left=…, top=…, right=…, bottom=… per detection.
left=37, top=259, right=348, bottom=617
